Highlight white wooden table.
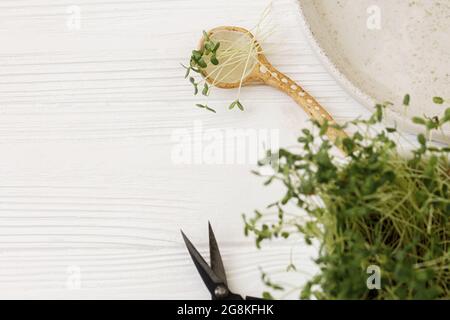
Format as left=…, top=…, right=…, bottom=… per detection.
left=0, top=0, right=372, bottom=299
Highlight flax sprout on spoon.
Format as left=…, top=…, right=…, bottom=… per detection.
left=183, top=5, right=275, bottom=112
left=182, top=6, right=347, bottom=145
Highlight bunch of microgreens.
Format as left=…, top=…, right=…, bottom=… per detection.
left=244, top=96, right=449, bottom=299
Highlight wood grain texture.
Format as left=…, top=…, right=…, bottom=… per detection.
left=0, top=0, right=373, bottom=299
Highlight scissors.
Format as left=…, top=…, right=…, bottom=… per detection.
left=181, top=223, right=262, bottom=300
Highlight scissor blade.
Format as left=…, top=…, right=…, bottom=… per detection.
left=208, top=222, right=228, bottom=286
left=181, top=230, right=223, bottom=295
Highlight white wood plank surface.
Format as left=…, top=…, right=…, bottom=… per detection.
left=0, top=0, right=372, bottom=299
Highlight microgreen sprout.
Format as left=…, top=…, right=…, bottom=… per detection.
left=229, top=99, right=244, bottom=111
left=182, top=4, right=275, bottom=113
left=196, top=104, right=216, bottom=113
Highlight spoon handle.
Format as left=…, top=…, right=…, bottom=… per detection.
left=256, top=59, right=348, bottom=145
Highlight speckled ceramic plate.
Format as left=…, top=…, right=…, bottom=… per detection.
left=297, top=0, right=449, bottom=142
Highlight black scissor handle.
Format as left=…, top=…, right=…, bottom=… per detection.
left=245, top=296, right=264, bottom=300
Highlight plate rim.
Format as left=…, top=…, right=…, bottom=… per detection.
left=295, top=0, right=449, bottom=143
left=296, top=1, right=375, bottom=109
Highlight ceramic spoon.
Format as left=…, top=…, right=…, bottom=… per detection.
left=200, top=26, right=347, bottom=145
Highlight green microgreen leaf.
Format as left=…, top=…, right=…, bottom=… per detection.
left=417, top=133, right=427, bottom=145
left=262, top=292, right=274, bottom=300
left=386, top=127, right=397, bottom=133
left=202, top=83, right=210, bottom=96
left=412, top=117, right=426, bottom=125
left=236, top=100, right=244, bottom=111
left=443, top=108, right=450, bottom=123
left=197, top=58, right=207, bottom=68
left=403, top=94, right=410, bottom=106
left=202, top=30, right=210, bottom=41
left=195, top=104, right=216, bottom=113
left=192, top=50, right=202, bottom=61
left=210, top=54, right=219, bottom=66
left=433, top=96, right=444, bottom=104
left=228, top=100, right=244, bottom=111
left=181, top=63, right=191, bottom=79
